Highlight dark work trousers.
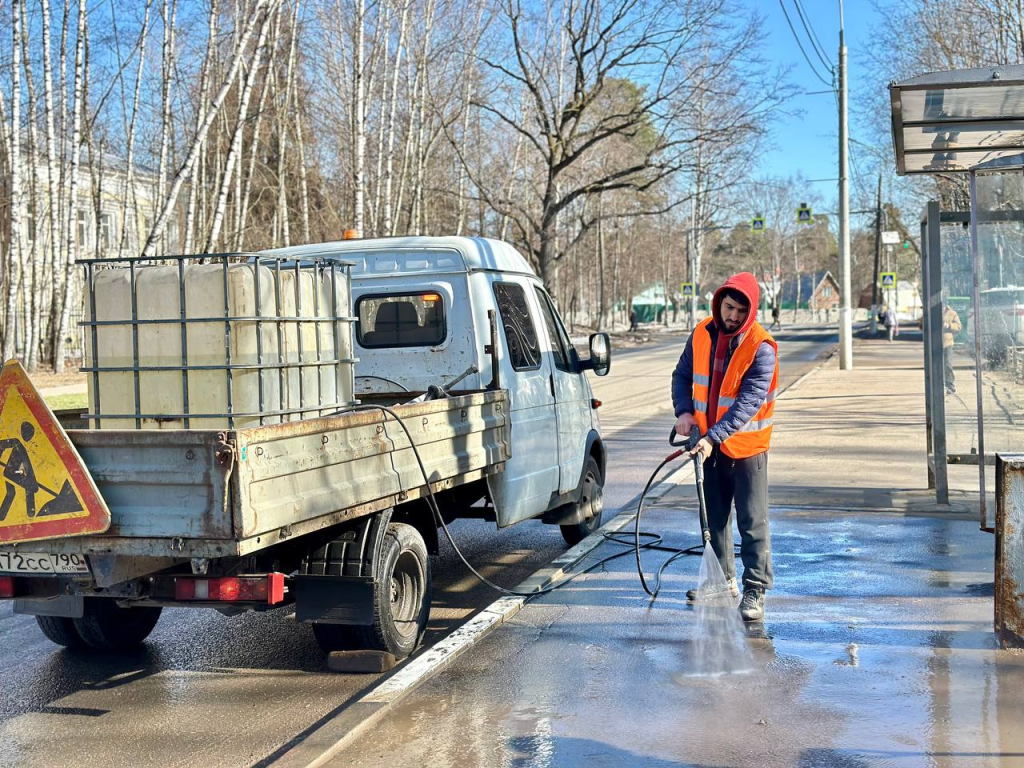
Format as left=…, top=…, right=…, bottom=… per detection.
left=703, top=447, right=773, bottom=590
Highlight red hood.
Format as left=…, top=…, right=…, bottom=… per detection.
left=712, top=272, right=760, bottom=338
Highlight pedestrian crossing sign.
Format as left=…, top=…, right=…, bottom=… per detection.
left=681, top=282, right=694, bottom=297
left=0, top=359, right=110, bottom=545
left=751, top=216, right=765, bottom=234
left=880, top=272, right=897, bottom=288
left=796, top=203, right=813, bottom=223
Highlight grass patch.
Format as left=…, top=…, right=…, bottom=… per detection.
left=45, top=392, right=88, bottom=411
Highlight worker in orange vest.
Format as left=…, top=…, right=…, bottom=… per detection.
left=671, top=272, right=779, bottom=621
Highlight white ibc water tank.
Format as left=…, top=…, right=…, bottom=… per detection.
left=85, top=261, right=354, bottom=429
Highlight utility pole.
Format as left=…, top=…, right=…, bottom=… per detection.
left=793, top=237, right=801, bottom=324
left=837, top=0, right=854, bottom=369
left=687, top=228, right=697, bottom=331
left=871, top=174, right=882, bottom=335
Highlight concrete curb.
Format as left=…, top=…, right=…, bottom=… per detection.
left=266, top=461, right=694, bottom=767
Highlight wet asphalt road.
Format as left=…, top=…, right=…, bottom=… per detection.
left=0, top=325, right=836, bottom=768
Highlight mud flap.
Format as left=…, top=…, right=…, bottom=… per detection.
left=14, top=594, right=85, bottom=618
left=293, top=576, right=375, bottom=625
left=293, top=510, right=392, bottom=625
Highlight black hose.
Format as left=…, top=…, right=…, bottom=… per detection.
left=630, top=453, right=702, bottom=597
left=337, top=403, right=722, bottom=601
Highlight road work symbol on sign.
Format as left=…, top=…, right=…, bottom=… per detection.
left=880, top=272, right=897, bottom=288
left=681, top=282, right=694, bottom=297
left=0, top=359, right=110, bottom=544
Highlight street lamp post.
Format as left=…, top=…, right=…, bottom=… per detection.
left=838, top=0, right=854, bottom=368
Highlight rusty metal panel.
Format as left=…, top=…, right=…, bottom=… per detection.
left=232, top=392, right=509, bottom=539
left=996, top=453, right=1024, bottom=648
left=62, top=429, right=234, bottom=539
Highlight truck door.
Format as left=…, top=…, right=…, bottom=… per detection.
left=533, top=286, right=588, bottom=494
left=488, top=280, right=559, bottom=525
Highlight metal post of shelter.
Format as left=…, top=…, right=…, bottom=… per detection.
left=922, top=201, right=949, bottom=504
left=968, top=171, right=990, bottom=528
left=920, top=217, right=934, bottom=491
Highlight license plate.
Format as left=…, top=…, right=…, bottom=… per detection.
left=0, top=551, right=89, bottom=574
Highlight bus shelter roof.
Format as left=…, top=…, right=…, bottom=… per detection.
left=890, top=65, right=1024, bottom=175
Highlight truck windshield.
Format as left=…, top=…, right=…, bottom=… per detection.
left=357, top=293, right=447, bottom=348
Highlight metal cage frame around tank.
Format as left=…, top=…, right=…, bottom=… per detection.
left=78, top=252, right=359, bottom=429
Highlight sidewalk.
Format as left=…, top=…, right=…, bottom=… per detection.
left=313, top=335, right=1022, bottom=767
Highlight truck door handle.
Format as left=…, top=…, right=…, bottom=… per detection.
left=549, top=374, right=555, bottom=397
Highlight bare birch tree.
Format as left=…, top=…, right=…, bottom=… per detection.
left=4, top=0, right=25, bottom=361
left=144, top=0, right=270, bottom=258
left=52, top=0, right=87, bottom=373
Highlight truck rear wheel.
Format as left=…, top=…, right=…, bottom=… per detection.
left=354, top=522, right=431, bottom=659
left=72, top=599, right=162, bottom=651
left=36, top=615, right=88, bottom=649
left=560, top=457, right=604, bottom=546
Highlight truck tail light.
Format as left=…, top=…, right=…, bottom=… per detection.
left=0, top=576, right=15, bottom=599
left=174, top=573, right=285, bottom=605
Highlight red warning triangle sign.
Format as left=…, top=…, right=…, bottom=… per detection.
left=0, top=359, right=110, bottom=544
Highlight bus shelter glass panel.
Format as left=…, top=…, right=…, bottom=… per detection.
left=973, top=171, right=1024, bottom=528
left=939, top=223, right=979, bottom=460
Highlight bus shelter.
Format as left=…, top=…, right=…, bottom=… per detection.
left=891, top=66, right=1024, bottom=531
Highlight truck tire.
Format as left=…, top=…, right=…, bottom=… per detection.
left=72, top=599, right=162, bottom=651
left=354, top=523, right=431, bottom=659
left=560, top=456, right=604, bottom=547
left=36, top=615, right=88, bottom=649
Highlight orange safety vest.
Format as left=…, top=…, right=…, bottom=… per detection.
left=691, top=317, right=779, bottom=459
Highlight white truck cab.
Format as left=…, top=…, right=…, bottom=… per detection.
left=269, top=236, right=611, bottom=543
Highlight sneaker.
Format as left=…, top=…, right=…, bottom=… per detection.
left=739, top=587, right=765, bottom=621
left=686, top=578, right=739, bottom=602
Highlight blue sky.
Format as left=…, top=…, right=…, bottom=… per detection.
left=755, top=0, right=883, bottom=211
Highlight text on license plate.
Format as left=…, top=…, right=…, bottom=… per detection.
left=0, top=551, right=89, bottom=574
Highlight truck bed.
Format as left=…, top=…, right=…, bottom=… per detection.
left=10, top=391, right=508, bottom=559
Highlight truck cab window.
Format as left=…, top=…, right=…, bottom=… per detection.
left=533, top=286, right=573, bottom=371
left=494, top=282, right=541, bottom=370
left=357, top=293, right=447, bottom=348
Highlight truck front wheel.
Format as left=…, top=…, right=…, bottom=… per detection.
left=72, top=599, right=162, bottom=651
left=560, top=457, right=604, bottom=546
left=355, top=522, right=431, bottom=659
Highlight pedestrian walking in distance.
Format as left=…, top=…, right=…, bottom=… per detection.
left=942, top=303, right=962, bottom=394
left=770, top=303, right=782, bottom=331
left=671, top=272, right=779, bottom=621
left=883, top=306, right=899, bottom=342
left=629, top=308, right=638, bottom=332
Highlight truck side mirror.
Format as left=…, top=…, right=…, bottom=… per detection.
left=586, top=333, right=611, bottom=376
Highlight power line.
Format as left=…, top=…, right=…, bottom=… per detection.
left=778, top=0, right=834, bottom=89
left=793, top=0, right=834, bottom=72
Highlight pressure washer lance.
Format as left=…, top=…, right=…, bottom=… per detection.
left=632, top=425, right=712, bottom=597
